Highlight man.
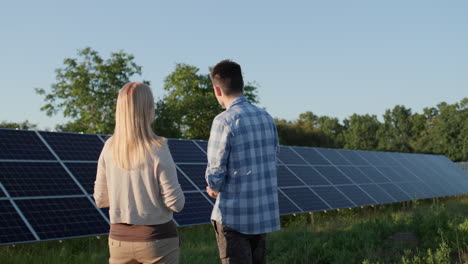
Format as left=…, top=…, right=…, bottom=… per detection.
left=205, top=59, right=280, bottom=264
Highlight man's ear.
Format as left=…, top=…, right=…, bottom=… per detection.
left=214, top=85, right=223, bottom=97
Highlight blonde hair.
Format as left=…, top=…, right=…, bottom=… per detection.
left=110, top=82, right=165, bottom=169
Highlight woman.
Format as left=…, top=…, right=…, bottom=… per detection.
left=94, top=82, right=185, bottom=264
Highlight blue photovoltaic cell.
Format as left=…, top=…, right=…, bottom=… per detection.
left=0, top=129, right=55, bottom=160
left=376, top=167, right=407, bottom=182
left=398, top=182, right=430, bottom=200
left=278, top=191, right=302, bottom=215
left=378, top=183, right=411, bottom=202
left=315, top=148, right=351, bottom=165
left=168, top=139, right=207, bottom=163
left=177, top=164, right=207, bottom=190
left=314, top=166, right=352, bottom=185
left=338, top=150, right=370, bottom=166
left=292, top=147, right=330, bottom=165
left=277, top=166, right=304, bottom=187
left=173, top=192, right=213, bottom=226
left=357, top=151, right=387, bottom=166
left=176, top=168, right=197, bottom=191
left=422, top=155, right=468, bottom=194
left=0, top=200, right=36, bottom=244
left=310, top=186, right=354, bottom=209
left=16, top=197, right=108, bottom=240
left=278, top=146, right=307, bottom=165
left=65, top=162, right=98, bottom=194
left=337, top=166, right=373, bottom=184
left=337, top=185, right=376, bottom=206
left=0, top=162, right=83, bottom=197
left=359, top=167, right=390, bottom=183
left=40, top=132, right=104, bottom=161
left=377, top=152, right=400, bottom=166
left=0, top=188, right=5, bottom=197
left=90, top=196, right=109, bottom=221
left=281, top=187, right=330, bottom=212
left=390, top=166, right=421, bottom=182
left=193, top=140, right=208, bottom=153
left=359, top=184, right=396, bottom=204
left=288, top=166, right=330, bottom=186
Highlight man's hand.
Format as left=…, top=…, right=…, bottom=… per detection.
left=206, top=186, right=219, bottom=199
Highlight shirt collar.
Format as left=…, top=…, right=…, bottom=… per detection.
left=227, top=96, right=248, bottom=110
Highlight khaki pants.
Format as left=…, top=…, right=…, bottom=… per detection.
left=108, top=237, right=179, bottom=264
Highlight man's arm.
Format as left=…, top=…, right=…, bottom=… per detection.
left=205, top=117, right=231, bottom=194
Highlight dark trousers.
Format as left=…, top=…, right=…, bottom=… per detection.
left=212, top=221, right=267, bottom=264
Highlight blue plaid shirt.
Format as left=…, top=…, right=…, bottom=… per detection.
left=206, top=96, right=280, bottom=234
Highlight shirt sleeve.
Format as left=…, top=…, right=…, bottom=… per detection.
left=157, top=144, right=185, bottom=213
left=205, top=117, right=232, bottom=192
left=94, top=146, right=109, bottom=208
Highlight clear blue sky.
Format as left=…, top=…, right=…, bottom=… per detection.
left=1, top=0, right=467, bottom=130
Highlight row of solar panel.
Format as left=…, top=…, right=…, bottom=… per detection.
left=1, top=129, right=466, bottom=193
left=1, top=158, right=466, bottom=199
left=0, top=129, right=467, bottom=246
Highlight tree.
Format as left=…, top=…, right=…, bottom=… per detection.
left=35, top=47, right=145, bottom=134
left=428, top=98, right=468, bottom=161
left=342, top=114, right=381, bottom=150
left=376, top=105, right=414, bottom=152
left=0, top=120, right=37, bottom=130
left=153, top=63, right=259, bottom=139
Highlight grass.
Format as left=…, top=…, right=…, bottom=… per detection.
left=1, top=195, right=467, bottom=264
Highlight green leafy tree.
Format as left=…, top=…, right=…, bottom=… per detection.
left=35, top=47, right=145, bottom=134
left=377, top=105, right=414, bottom=152
left=153, top=63, right=259, bottom=139
left=409, top=107, right=438, bottom=154
left=275, top=111, right=343, bottom=148
left=342, top=114, right=381, bottom=150
left=429, top=98, right=468, bottom=161
left=0, top=120, right=37, bottom=130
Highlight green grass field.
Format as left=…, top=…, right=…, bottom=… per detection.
left=1, top=195, right=467, bottom=264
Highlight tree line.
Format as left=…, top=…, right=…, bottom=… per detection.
left=1, top=48, right=466, bottom=161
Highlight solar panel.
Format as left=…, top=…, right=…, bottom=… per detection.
left=359, top=184, right=396, bottom=204
left=176, top=168, right=198, bottom=191
left=277, top=166, right=305, bottom=187
left=0, top=128, right=466, bottom=246
left=359, top=167, right=391, bottom=183
left=168, top=139, right=206, bottom=163
left=315, top=148, right=351, bottom=165
left=278, top=146, right=307, bottom=165
left=281, top=187, right=330, bottom=212
left=177, top=164, right=208, bottom=190
left=0, top=129, right=55, bottom=160
left=173, top=192, right=213, bottom=226
left=15, top=197, right=108, bottom=240
left=288, top=166, right=330, bottom=186
left=39, top=132, right=103, bottom=161
left=292, top=147, right=330, bottom=165
left=310, top=186, right=355, bottom=209
left=0, top=162, right=83, bottom=197
left=337, top=166, right=373, bottom=184
left=336, top=185, right=376, bottom=206
left=64, top=162, right=98, bottom=194
left=314, top=166, right=353, bottom=185
left=277, top=191, right=302, bottom=215
left=0, top=200, right=36, bottom=244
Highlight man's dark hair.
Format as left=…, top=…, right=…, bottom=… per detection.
left=210, top=60, right=244, bottom=95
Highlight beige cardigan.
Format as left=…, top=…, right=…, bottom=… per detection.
left=93, top=139, right=185, bottom=225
